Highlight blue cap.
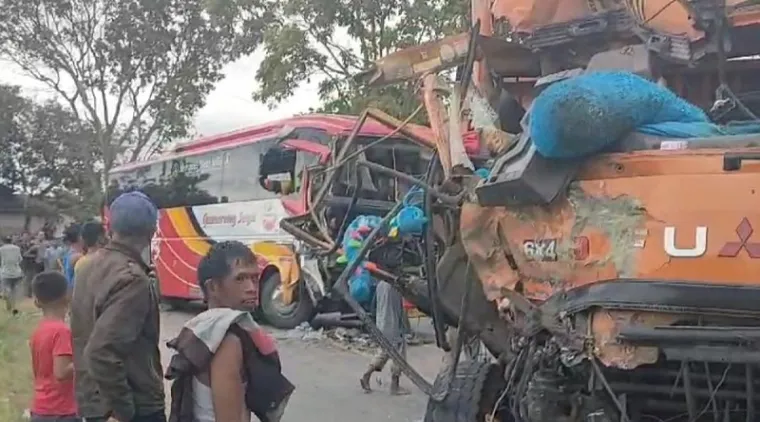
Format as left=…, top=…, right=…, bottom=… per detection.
left=110, top=191, right=158, bottom=236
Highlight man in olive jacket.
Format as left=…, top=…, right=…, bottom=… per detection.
left=71, top=192, right=165, bottom=422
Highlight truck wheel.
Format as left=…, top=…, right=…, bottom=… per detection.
left=424, top=360, right=506, bottom=422
left=259, top=271, right=315, bottom=329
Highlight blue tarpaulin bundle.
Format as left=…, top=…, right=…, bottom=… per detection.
left=530, top=71, right=712, bottom=159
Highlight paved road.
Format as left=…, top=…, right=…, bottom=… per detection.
left=160, top=308, right=445, bottom=422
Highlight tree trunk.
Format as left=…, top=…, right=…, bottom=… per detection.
left=23, top=195, right=31, bottom=232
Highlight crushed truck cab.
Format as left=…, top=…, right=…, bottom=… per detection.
left=280, top=1, right=760, bottom=421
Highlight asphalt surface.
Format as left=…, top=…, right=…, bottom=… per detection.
left=160, top=307, right=446, bottom=422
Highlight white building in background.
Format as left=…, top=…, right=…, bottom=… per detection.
left=0, top=186, right=74, bottom=238
left=0, top=210, right=74, bottom=238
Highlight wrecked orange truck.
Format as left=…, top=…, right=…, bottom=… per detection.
left=281, top=1, right=760, bottom=421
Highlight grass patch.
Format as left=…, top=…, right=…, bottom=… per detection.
left=0, top=300, right=40, bottom=422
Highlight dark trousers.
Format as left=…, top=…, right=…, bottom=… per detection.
left=30, top=415, right=80, bottom=422
left=85, top=411, right=166, bottom=422
left=23, top=261, right=43, bottom=297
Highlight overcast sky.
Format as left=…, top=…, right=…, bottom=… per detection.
left=191, top=49, right=322, bottom=136
left=0, top=48, right=322, bottom=139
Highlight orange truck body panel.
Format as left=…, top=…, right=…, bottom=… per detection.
left=461, top=147, right=760, bottom=367
left=492, top=0, right=760, bottom=39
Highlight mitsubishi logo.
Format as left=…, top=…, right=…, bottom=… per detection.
left=719, top=218, right=760, bottom=258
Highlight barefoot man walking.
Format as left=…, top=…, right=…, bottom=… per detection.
left=360, top=280, right=411, bottom=396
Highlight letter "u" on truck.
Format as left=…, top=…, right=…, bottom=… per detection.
left=664, top=226, right=708, bottom=258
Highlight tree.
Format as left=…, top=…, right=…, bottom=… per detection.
left=0, top=85, right=26, bottom=171
left=0, top=84, right=98, bottom=222
left=0, top=0, right=273, bottom=186
left=254, top=0, right=467, bottom=119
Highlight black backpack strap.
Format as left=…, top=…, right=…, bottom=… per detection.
left=227, top=324, right=295, bottom=422
left=228, top=324, right=282, bottom=369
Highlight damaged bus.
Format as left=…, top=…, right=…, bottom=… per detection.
left=105, top=114, right=432, bottom=329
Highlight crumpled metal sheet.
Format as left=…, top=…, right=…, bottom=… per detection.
left=591, top=309, right=679, bottom=369
left=459, top=180, right=656, bottom=368
left=491, top=0, right=596, bottom=34
left=458, top=133, right=760, bottom=370
left=460, top=183, right=641, bottom=302
left=355, top=33, right=470, bottom=87
left=491, top=0, right=760, bottom=41
left=460, top=201, right=521, bottom=302
left=460, top=193, right=669, bottom=368
left=422, top=74, right=452, bottom=178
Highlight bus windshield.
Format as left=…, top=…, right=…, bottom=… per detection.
left=102, top=116, right=431, bottom=328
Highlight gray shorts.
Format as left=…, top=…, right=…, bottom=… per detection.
left=1, top=276, right=21, bottom=292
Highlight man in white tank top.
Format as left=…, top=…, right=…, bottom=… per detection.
left=192, top=241, right=265, bottom=422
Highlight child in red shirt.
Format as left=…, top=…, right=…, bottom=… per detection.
left=29, top=271, right=78, bottom=422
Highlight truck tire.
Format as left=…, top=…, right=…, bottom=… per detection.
left=424, top=360, right=505, bottom=422
left=259, top=271, right=315, bottom=329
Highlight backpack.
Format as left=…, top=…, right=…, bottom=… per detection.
left=166, top=324, right=295, bottom=422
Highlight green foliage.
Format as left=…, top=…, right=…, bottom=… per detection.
left=0, top=85, right=95, bottom=196
left=254, top=0, right=467, bottom=120
left=0, top=0, right=273, bottom=172
left=0, top=85, right=102, bottom=217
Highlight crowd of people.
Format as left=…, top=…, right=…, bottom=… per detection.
left=0, top=189, right=427, bottom=422
left=1, top=191, right=293, bottom=422
left=0, top=220, right=102, bottom=315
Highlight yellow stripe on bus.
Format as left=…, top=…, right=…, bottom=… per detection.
left=165, top=208, right=212, bottom=256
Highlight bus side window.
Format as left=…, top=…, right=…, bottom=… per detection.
left=259, top=146, right=297, bottom=195
left=221, top=139, right=280, bottom=202
left=182, top=152, right=224, bottom=206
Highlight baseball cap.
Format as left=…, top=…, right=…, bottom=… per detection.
left=110, top=191, right=158, bottom=236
